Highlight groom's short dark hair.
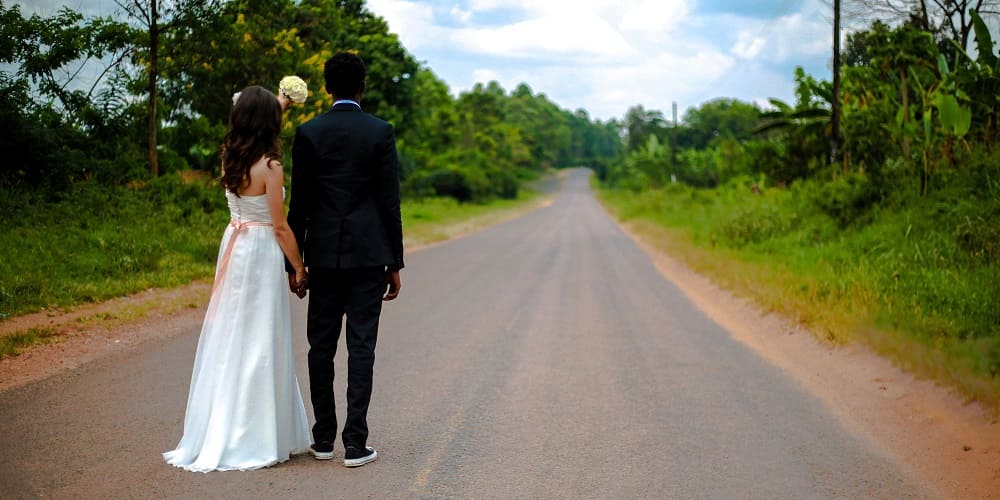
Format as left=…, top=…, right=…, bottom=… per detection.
left=325, top=52, right=366, bottom=98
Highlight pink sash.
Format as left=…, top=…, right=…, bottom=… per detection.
left=206, top=219, right=273, bottom=320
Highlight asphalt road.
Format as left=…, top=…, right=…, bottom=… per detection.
left=0, top=169, right=928, bottom=499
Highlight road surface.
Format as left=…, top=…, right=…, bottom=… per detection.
left=0, top=169, right=927, bottom=498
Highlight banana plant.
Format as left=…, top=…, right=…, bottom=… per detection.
left=949, top=9, right=1000, bottom=141
left=752, top=98, right=831, bottom=136
left=908, top=53, right=973, bottom=196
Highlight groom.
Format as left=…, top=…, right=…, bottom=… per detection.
left=286, top=51, right=404, bottom=468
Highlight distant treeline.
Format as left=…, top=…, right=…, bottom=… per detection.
left=604, top=11, right=999, bottom=196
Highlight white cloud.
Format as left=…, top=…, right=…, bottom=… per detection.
left=450, top=10, right=636, bottom=59
left=732, top=33, right=767, bottom=60
left=362, top=0, right=832, bottom=120
left=618, top=0, right=688, bottom=36
left=727, top=8, right=831, bottom=64
left=450, top=6, right=473, bottom=23
left=471, top=68, right=500, bottom=84
left=365, top=0, right=438, bottom=49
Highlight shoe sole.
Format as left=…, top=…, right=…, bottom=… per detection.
left=309, top=449, right=335, bottom=460
left=344, top=450, right=377, bottom=467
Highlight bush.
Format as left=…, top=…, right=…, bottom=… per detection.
left=404, top=149, right=520, bottom=202
left=809, top=173, right=880, bottom=227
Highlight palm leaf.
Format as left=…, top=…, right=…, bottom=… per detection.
left=971, top=10, right=998, bottom=70
left=790, top=108, right=831, bottom=120
left=752, top=119, right=792, bottom=135
left=767, top=98, right=792, bottom=113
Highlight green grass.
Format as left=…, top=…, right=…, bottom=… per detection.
left=0, top=175, right=227, bottom=318
left=597, top=175, right=1000, bottom=405
left=0, top=327, right=56, bottom=357
left=0, top=174, right=546, bottom=319
left=402, top=187, right=545, bottom=248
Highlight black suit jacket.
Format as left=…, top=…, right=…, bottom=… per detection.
left=286, top=102, right=404, bottom=272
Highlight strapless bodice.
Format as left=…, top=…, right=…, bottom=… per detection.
left=226, top=189, right=279, bottom=223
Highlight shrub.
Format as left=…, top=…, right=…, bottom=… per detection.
left=809, top=173, right=880, bottom=227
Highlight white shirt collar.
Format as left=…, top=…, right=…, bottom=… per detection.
left=333, top=99, right=361, bottom=109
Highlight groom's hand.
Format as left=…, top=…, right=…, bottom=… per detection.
left=288, top=272, right=308, bottom=299
left=383, top=270, right=401, bottom=301
left=296, top=271, right=309, bottom=299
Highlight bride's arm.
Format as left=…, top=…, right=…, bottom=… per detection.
left=264, top=159, right=306, bottom=281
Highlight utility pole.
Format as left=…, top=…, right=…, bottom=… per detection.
left=672, top=101, right=679, bottom=183
left=831, top=0, right=842, bottom=170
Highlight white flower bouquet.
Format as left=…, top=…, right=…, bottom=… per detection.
left=279, top=76, right=308, bottom=104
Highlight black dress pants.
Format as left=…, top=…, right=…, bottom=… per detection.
left=306, top=267, right=384, bottom=449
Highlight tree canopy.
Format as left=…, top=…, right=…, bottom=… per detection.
left=0, top=0, right=620, bottom=202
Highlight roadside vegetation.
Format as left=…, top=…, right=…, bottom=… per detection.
left=0, top=1, right=618, bottom=322
left=0, top=173, right=554, bottom=320
left=598, top=9, right=1000, bottom=404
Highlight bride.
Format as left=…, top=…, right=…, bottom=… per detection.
left=164, top=85, right=311, bottom=472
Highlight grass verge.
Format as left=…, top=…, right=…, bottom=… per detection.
left=595, top=177, right=1000, bottom=406
left=1, top=173, right=549, bottom=326
left=0, top=328, right=56, bottom=357
left=403, top=186, right=547, bottom=248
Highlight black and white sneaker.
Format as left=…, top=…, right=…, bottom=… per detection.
left=309, top=441, right=335, bottom=460
left=343, top=446, right=377, bottom=467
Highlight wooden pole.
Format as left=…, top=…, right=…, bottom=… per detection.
left=832, top=0, right=842, bottom=170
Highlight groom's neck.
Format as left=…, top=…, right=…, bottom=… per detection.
left=333, top=93, right=363, bottom=104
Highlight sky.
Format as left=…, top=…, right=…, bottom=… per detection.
left=15, top=0, right=839, bottom=121
left=364, top=0, right=838, bottom=120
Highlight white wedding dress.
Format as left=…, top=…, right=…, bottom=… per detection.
left=164, top=189, right=311, bottom=472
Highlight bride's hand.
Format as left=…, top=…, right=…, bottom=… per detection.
left=294, top=269, right=309, bottom=298
left=277, top=93, right=292, bottom=112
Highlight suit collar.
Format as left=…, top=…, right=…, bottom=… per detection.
left=332, top=100, right=362, bottom=111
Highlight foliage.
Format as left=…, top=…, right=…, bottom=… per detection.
left=0, top=175, right=227, bottom=317
left=599, top=14, right=1000, bottom=402
left=599, top=148, right=1000, bottom=401
left=1, top=0, right=617, bottom=203
left=0, top=0, right=620, bottom=319
left=0, top=174, right=547, bottom=318
left=401, top=79, right=618, bottom=202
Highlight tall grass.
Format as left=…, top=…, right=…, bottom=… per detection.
left=0, top=175, right=227, bottom=318
left=598, top=162, right=1000, bottom=404
left=0, top=174, right=544, bottom=319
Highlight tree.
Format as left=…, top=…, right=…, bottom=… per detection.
left=846, top=0, right=1000, bottom=51
left=678, top=99, right=762, bottom=150
left=0, top=4, right=136, bottom=188
left=0, top=5, right=131, bottom=120
left=117, top=0, right=221, bottom=176
left=622, top=105, right=667, bottom=152
left=292, top=0, right=419, bottom=135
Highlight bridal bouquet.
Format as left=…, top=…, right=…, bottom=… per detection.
left=279, top=76, right=308, bottom=104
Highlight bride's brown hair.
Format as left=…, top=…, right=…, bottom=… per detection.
left=221, top=85, right=282, bottom=195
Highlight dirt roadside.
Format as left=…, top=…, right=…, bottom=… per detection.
left=0, top=282, right=212, bottom=392
left=619, top=219, right=999, bottom=499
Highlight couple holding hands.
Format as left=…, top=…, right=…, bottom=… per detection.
left=164, top=51, right=403, bottom=472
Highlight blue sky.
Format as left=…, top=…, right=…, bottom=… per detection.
left=366, top=0, right=836, bottom=120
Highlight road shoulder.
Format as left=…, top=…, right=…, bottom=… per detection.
left=614, top=217, right=999, bottom=498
